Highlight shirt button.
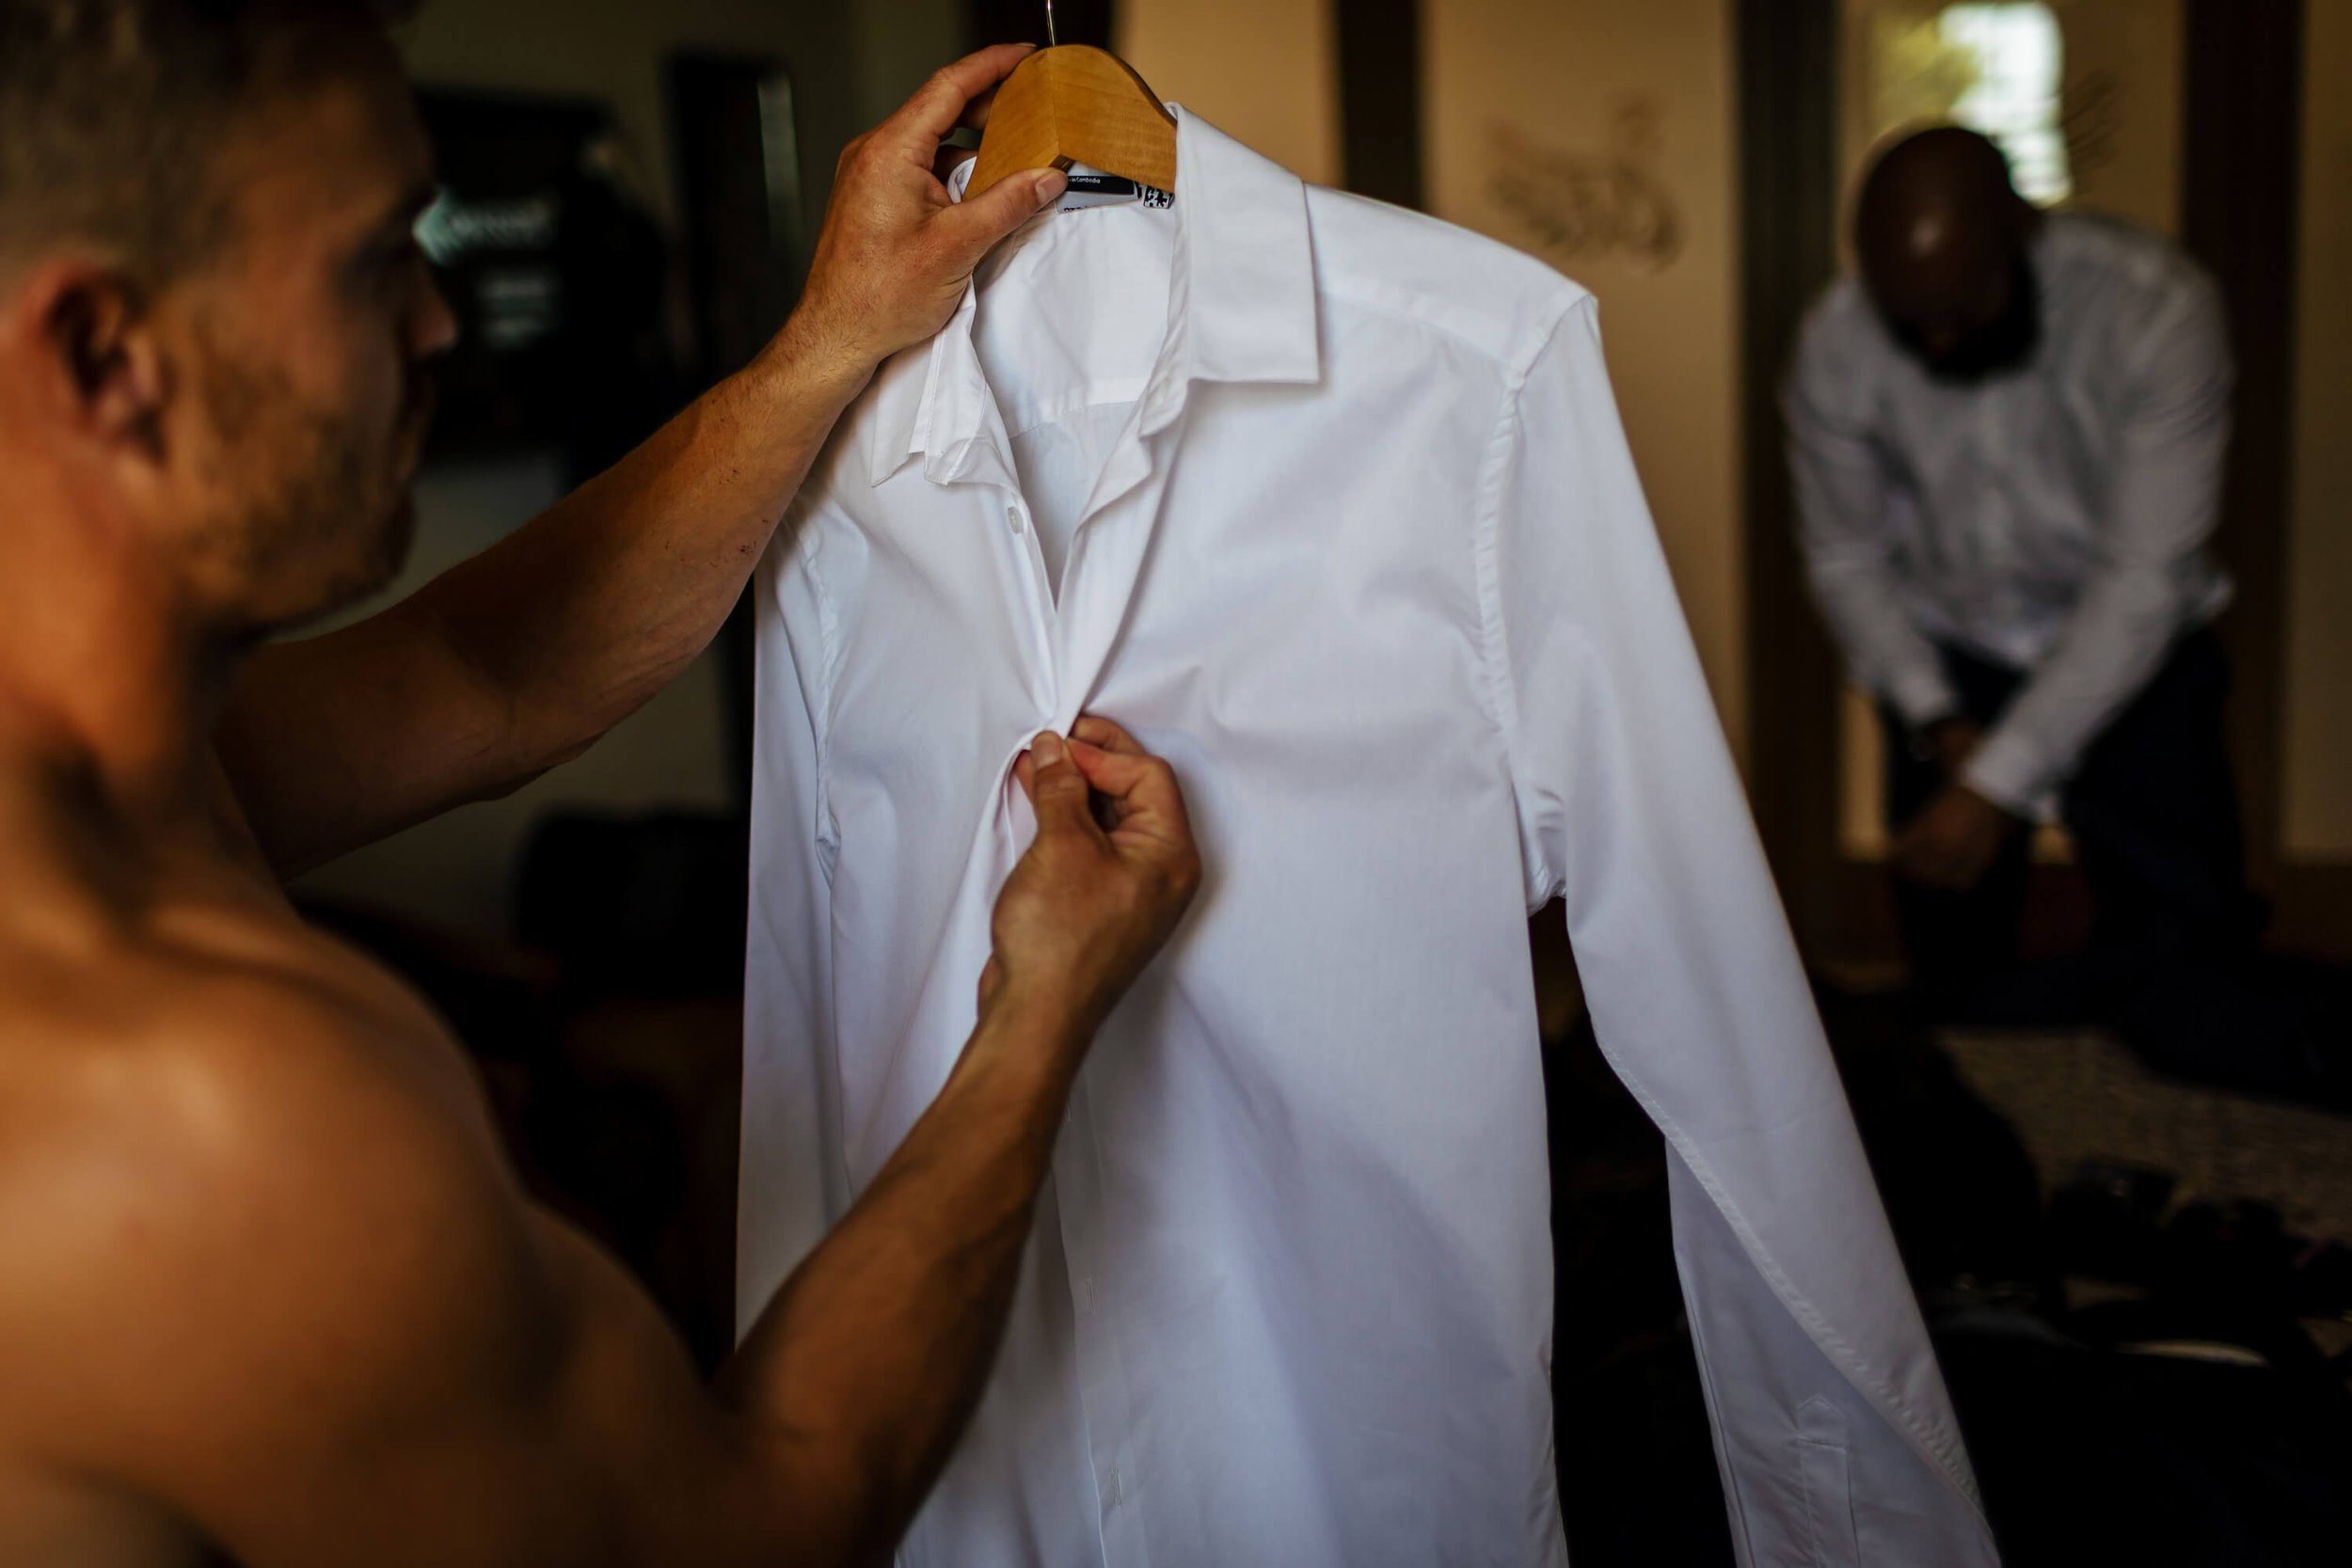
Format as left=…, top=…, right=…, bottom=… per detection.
left=1006, top=505, right=1025, bottom=536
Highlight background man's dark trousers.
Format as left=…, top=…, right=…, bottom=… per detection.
left=1881, top=628, right=2345, bottom=1105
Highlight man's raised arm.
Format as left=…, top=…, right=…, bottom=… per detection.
left=215, top=45, right=1069, bottom=877
left=27, top=729, right=1196, bottom=1567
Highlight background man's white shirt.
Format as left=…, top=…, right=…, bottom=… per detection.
left=1786, top=212, right=2233, bottom=810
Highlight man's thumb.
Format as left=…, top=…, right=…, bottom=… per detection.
left=946, top=167, right=1067, bottom=257
left=1026, top=731, right=1094, bottom=832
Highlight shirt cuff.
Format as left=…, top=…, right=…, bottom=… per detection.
left=1885, top=662, right=1962, bottom=733
left=1961, top=726, right=2053, bottom=817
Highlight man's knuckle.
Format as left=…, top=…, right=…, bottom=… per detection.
left=912, top=232, right=957, bottom=275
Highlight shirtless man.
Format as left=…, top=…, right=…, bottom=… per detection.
left=0, top=4, right=1200, bottom=1562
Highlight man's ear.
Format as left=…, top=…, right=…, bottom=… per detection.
left=26, top=261, right=171, bottom=462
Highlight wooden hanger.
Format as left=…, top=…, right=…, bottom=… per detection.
left=966, top=7, right=1176, bottom=202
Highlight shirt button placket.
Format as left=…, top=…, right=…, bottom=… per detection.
left=995, top=494, right=1056, bottom=700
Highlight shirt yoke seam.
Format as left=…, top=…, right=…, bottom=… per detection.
left=1320, top=272, right=1585, bottom=371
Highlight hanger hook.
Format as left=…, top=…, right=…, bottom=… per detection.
left=1044, top=0, right=1057, bottom=47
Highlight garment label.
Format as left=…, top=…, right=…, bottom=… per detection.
left=1056, top=161, right=1174, bottom=214
left=946, top=155, right=1172, bottom=214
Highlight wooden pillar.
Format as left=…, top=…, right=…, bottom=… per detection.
left=1333, top=0, right=1425, bottom=209
left=1737, top=0, right=1845, bottom=955
left=967, top=0, right=1115, bottom=50
left=2181, top=0, right=2305, bottom=911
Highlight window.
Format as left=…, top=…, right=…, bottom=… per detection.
left=1939, top=4, right=2072, bottom=202
left=1863, top=1, right=2074, bottom=205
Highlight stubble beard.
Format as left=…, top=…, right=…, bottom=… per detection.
left=192, top=328, right=434, bottom=634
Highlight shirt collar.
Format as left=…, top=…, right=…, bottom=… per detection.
left=866, top=106, right=1320, bottom=487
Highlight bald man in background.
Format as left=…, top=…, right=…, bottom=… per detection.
left=1786, top=127, right=2340, bottom=1088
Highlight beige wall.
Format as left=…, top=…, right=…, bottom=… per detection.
left=2284, top=0, right=2352, bottom=858
left=2051, top=0, right=2185, bottom=235
left=1117, top=0, right=1343, bottom=185
left=1425, top=0, right=1748, bottom=758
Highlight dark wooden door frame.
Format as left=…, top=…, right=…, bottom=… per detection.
left=1334, top=0, right=1425, bottom=208
left=1739, top=0, right=2346, bottom=966
left=2180, top=0, right=2313, bottom=938
left=966, top=0, right=1113, bottom=48
left=1737, top=0, right=1847, bottom=959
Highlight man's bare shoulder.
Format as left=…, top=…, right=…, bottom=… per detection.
left=0, top=763, right=547, bottom=1521
left=0, top=764, right=485, bottom=1206
left=0, top=909, right=493, bottom=1237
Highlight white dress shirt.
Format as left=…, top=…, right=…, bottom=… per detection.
left=1786, top=212, right=2233, bottom=811
left=742, top=109, right=1997, bottom=1568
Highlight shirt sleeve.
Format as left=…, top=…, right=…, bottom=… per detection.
left=1962, top=276, right=2235, bottom=810
left=1785, top=301, right=1963, bottom=731
left=1477, top=294, right=1993, bottom=1546
left=1481, top=291, right=1842, bottom=1169
left=736, top=525, right=848, bottom=1340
